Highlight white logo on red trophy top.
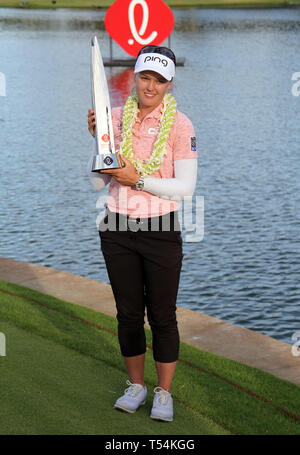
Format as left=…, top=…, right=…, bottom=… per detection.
left=102, top=134, right=110, bottom=142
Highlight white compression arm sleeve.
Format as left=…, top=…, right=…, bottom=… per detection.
left=143, top=158, right=197, bottom=200
left=87, top=147, right=112, bottom=190
left=87, top=152, right=197, bottom=198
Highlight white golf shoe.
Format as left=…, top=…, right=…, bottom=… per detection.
left=114, top=380, right=147, bottom=413
left=150, top=387, right=173, bottom=422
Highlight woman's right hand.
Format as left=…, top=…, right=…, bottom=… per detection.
left=88, top=109, right=96, bottom=137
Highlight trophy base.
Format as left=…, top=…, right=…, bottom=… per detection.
left=91, top=153, right=125, bottom=172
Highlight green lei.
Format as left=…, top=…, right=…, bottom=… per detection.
left=118, top=92, right=177, bottom=178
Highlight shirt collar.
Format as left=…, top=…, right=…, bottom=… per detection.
left=136, top=102, right=163, bottom=123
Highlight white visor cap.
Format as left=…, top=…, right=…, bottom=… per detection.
left=134, top=53, right=175, bottom=81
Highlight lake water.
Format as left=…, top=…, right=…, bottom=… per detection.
left=0, top=7, right=299, bottom=344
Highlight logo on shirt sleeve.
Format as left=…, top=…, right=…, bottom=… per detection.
left=191, top=137, right=196, bottom=151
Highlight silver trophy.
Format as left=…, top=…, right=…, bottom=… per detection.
left=90, top=36, right=124, bottom=171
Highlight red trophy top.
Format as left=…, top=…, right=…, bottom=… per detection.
left=105, top=0, right=174, bottom=57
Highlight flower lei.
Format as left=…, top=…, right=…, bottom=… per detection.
left=118, top=92, right=177, bottom=178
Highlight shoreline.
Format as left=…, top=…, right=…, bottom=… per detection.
left=1, top=1, right=300, bottom=10
left=0, top=256, right=299, bottom=387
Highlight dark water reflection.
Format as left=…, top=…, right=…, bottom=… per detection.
left=1, top=9, right=300, bottom=32
left=0, top=8, right=299, bottom=344
left=0, top=16, right=106, bottom=31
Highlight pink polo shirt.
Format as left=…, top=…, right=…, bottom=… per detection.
left=106, top=102, right=197, bottom=218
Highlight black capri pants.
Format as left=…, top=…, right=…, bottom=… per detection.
left=98, top=208, right=183, bottom=363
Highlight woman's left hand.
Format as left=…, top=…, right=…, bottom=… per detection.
left=100, top=156, right=140, bottom=187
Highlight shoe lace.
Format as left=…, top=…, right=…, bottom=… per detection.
left=154, top=387, right=170, bottom=405
left=124, top=380, right=143, bottom=397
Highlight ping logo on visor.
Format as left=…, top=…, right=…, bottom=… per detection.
left=144, top=56, right=168, bottom=67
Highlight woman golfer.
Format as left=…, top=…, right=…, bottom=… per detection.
left=87, top=45, right=197, bottom=422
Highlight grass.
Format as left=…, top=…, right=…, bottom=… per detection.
left=0, top=279, right=300, bottom=435
left=0, top=0, right=300, bottom=9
